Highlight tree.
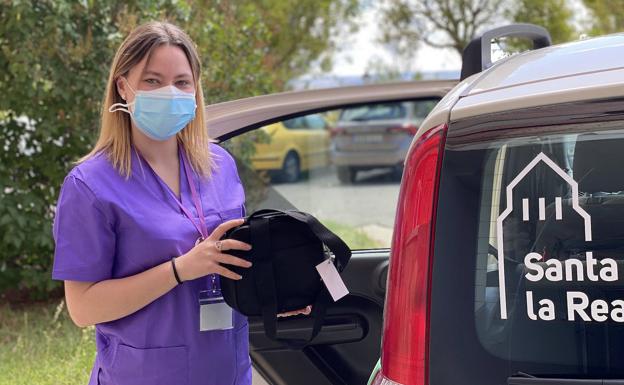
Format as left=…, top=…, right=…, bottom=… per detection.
left=0, top=0, right=360, bottom=299
left=380, top=0, right=506, bottom=58
left=583, top=0, right=624, bottom=36
left=509, top=0, right=576, bottom=44
left=251, top=0, right=359, bottom=88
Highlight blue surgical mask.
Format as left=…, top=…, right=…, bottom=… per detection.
left=109, top=79, right=197, bottom=141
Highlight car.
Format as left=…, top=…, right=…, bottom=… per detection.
left=330, top=99, right=439, bottom=184
left=205, top=79, right=454, bottom=385
left=368, top=24, right=624, bottom=385
left=249, top=113, right=330, bottom=183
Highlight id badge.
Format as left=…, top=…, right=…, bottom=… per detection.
left=199, top=291, right=233, bottom=332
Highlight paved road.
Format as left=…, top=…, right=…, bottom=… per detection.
left=271, top=166, right=401, bottom=246
left=253, top=367, right=269, bottom=385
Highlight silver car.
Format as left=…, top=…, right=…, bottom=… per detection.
left=330, top=99, right=439, bottom=183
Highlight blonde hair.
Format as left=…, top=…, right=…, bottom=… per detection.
left=77, top=21, right=215, bottom=179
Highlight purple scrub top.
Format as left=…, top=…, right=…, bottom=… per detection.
left=51, top=142, right=251, bottom=385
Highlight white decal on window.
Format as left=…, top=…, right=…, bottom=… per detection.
left=522, top=198, right=530, bottom=221
left=538, top=197, right=546, bottom=220
left=495, top=152, right=616, bottom=321
left=555, top=196, right=563, bottom=220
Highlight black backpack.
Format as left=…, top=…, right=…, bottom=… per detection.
left=219, top=208, right=351, bottom=345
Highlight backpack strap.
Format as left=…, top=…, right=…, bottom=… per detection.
left=283, top=209, right=351, bottom=272
left=249, top=216, right=279, bottom=341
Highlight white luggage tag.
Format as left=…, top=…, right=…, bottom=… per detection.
left=316, top=255, right=349, bottom=302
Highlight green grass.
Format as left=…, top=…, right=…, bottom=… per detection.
left=0, top=301, right=95, bottom=385
left=322, top=219, right=382, bottom=250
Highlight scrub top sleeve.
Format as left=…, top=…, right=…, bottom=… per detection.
left=51, top=174, right=116, bottom=282
left=221, top=147, right=247, bottom=217
left=235, top=168, right=247, bottom=217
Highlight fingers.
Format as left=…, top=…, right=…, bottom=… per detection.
left=214, top=265, right=243, bottom=280
left=214, top=253, right=252, bottom=268
left=209, top=218, right=245, bottom=241
left=277, top=305, right=312, bottom=317
left=278, top=309, right=304, bottom=317
left=216, top=239, right=252, bottom=252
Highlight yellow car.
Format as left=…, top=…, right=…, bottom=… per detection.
left=251, top=114, right=330, bottom=182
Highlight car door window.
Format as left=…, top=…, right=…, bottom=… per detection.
left=339, top=103, right=407, bottom=121
left=221, top=99, right=440, bottom=250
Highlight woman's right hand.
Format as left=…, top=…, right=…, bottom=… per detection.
left=175, top=218, right=253, bottom=282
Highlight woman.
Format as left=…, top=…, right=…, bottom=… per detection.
left=52, top=21, right=307, bottom=385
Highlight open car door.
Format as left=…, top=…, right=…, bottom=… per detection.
left=205, top=80, right=456, bottom=385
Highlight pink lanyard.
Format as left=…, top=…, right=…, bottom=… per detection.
left=177, top=146, right=208, bottom=241
left=176, top=146, right=219, bottom=293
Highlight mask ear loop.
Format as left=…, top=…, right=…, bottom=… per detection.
left=108, top=102, right=133, bottom=114
left=109, top=76, right=136, bottom=114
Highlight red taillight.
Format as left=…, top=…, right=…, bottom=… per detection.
left=380, top=123, right=448, bottom=385
left=387, top=123, right=418, bottom=135
left=329, top=126, right=346, bottom=137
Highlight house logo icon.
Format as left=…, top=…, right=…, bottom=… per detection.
left=496, top=152, right=592, bottom=319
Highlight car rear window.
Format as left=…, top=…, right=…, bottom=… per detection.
left=412, top=100, right=439, bottom=119
left=430, top=109, right=624, bottom=383
left=283, top=116, right=307, bottom=129
left=339, top=102, right=407, bottom=121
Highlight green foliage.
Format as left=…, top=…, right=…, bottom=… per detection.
left=252, top=0, right=359, bottom=85
left=583, top=0, right=624, bottom=36
left=378, top=0, right=421, bottom=58
left=510, top=0, right=576, bottom=44
left=0, top=0, right=359, bottom=299
left=488, top=0, right=576, bottom=57
left=1, top=1, right=125, bottom=298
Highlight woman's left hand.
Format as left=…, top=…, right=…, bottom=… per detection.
left=277, top=305, right=312, bottom=318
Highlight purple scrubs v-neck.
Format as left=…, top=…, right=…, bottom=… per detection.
left=51, top=142, right=251, bottom=385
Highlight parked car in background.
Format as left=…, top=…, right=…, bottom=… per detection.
left=369, top=24, right=624, bottom=385
left=330, top=99, right=439, bottom=183
left=250, top=113, right=330, bottom=183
